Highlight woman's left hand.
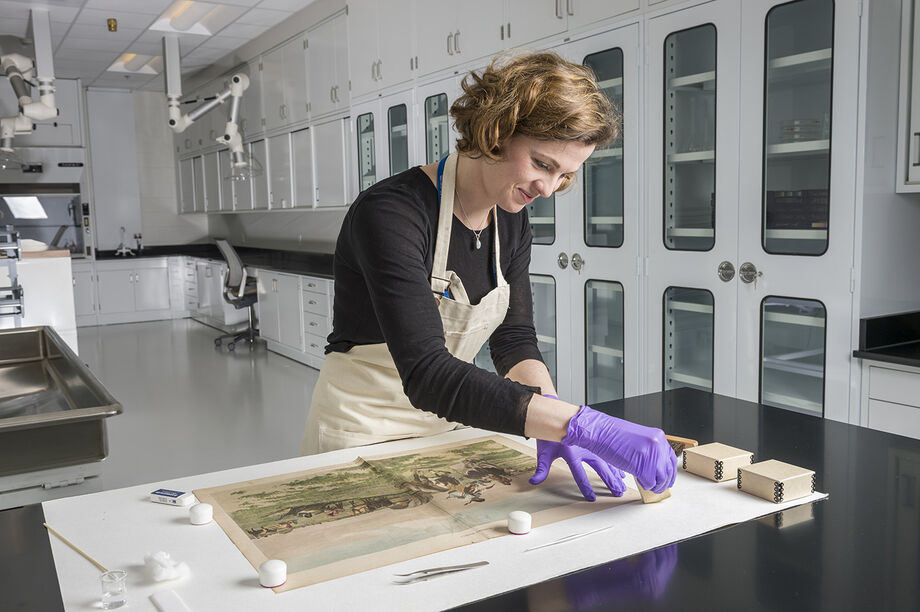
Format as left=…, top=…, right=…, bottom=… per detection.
left=529, top=439, right=627, bottom=502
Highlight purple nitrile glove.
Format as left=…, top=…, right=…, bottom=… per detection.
left=529, top=394, right=627, bottom=501
left=529, top=440, right=627, bottom=501
left=564, top=406, right=678, bottom=494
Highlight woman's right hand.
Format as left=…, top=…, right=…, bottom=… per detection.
left=563, top=406, right=677, bottom=494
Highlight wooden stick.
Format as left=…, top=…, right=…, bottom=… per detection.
left=43, top=523, right=110, bottom=573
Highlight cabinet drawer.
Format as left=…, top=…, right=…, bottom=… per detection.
left=184, top=296, right=198, bottom=311
left=303, top=311, right=329, bottom=335
left=868, top=399, right=920, bottom=439
left=868, top=366, right=920, bottom=407
left=304, top=332, right=327, bottom=357
left=302, top=290, right=329, bottom=317
left=302, top=277, right=328, bottom=292
left=184, top=280, right=198, bottom=297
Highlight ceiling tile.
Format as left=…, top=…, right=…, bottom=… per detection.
left=125, top=41, right=167, bottom=55
left=53, top=49, right=119, bottom=62
left=0, top=2, right=33, bottom=21
left=235, top=7, right=290, bottom=26
left=59, top=37, right=133, bottom=52
left=66, top=24, right=144, bottom=41
left=184, top=46, right=228, bottom=62
left=216, top=22, right=268, bottom=38
left=75, top=9, right=159, bottom=30
left=135, top=28, right=209, bottom=49
left=215, top=0, right=262, bottom=6
left=84, top=0, right=175, bottom=15
left=256, top=0, right=315, bottom=11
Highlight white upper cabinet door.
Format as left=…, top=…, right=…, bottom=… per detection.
left=234, top=143, right=254, bottom=211
left=414, top=0, right=454, bottom=76
left=565, top=0, right=640, bottom=31
left=291, top=128, right=315, bottom=208
left=192, top=156, right=205, bottom=213
left=256, top=271, right=281, bottom=342
left=377, top=0, right=414, bottom=90
left=332, top=14, right=350, bottom=112
left=506, top=0, right=568, bottom=48
left=262, top=45, right=286, bottom=132
left=283, top=36, right=310, bottom=125
left=268, top=133, right=293, bottom=209
left=218, top=149, right=234, bottom=211
left=645, top=0, right=741, bottom=398
left=383, top=88, right=417, bottom=177
left=203, top=152, right=221, bottom=212
left=314, top=119, right=348, bottom=207
left=734, top=0, right=859, bottom=423
left=352, top=99, right=382, bottom=194
left=307, top=17, right=340, bottom=118
left=250, top=139, right=270, bottom=209
left=178, top=158, right=195, bottom=213
left=455, top=0, right=503, bottom=66
left=348, top=0, right=380, bottom=100
left=239, top=59, right=264, bottom=138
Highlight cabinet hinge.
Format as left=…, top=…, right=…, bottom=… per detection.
left=303, top=39, right=308, bottom=50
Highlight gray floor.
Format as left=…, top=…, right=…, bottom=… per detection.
left=25, top=319, right=319, bottom=506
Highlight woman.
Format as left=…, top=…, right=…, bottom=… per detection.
left=304, top=52, right=676, bottom=499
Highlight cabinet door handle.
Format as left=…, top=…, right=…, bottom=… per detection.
left=914, top=133, right=920, bottom=166
left=372, top=61, right=378, bottom=81
left=308, top=299, right=317, bottom=305
left=500, top=24, right=504, bottom=40
left=447, top=32, right=454, bottom=55
left=307, top=282, right=316, bottom=288
left=272, top=278, right=277, bottom=292
left=135, top=273, right=140, bottom=283
left=454, top=30, right=460, bottom=54
left=309, top=321, right=318, bottom=326
left=567, top=0, right=574, bottom=16
left=377, top=59, right=382, bottom=80
left=330, top=86, right=335, bottom=102
left=555, top=0, right=563, bottom=18
left=280, top=104, right=287, bottom=119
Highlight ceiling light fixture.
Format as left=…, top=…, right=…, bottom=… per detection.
left=107, top=54, right=161, bottom=75
left=170, top=1, right=212, bottom=32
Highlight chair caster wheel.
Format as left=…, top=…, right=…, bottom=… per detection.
left=228, top=342, right=236, bottom=351
left=215, top=339, right=222, bottom=347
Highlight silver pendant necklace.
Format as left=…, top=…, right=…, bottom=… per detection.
left=455, top=189, right=488, bottom=250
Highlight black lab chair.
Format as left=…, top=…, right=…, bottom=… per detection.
left=214, top=239, right=260, bottom=351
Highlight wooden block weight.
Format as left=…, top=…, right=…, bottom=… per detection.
left=738, top=459, right=816, bottom=504
left=637, top=434, right=699, bottom=504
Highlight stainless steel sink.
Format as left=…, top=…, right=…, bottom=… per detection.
left=0, top=326, right=121, bottom=477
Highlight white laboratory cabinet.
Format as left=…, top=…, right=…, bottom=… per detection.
left=348, top=0, right=415, bottom=100
left=351, top=88, right=416, bottom=194
left=898, top=0, right=920, bottom=191
left=250, top=139, right=270, bottom=210
left=307, top=13, right=350, bottom=119
left=267, top=133, right=293, bottom=209
left=291, top=128, right=315, bottom=208
left=262, top=35, right=310, bottom=133
left=256, top=269, right=304, bottom=351
left=413, top=0, right=504, bottom=77
left=313, top=118, right=350, bottom=207
left=95, top=259, right=172, bottom=325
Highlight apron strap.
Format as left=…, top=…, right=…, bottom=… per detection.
left=431, top=154, right=456, bottom=295
left=433, top=153, right=508, bottom=293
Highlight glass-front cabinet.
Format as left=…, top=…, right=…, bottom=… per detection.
left=736, top=0, right=857, bottom=422
left=646, top=0, right=741, bottom=400
left=522, top=24, right=638, bottom=403
left=356, top=112, right=376, bottom=192
left=644, top=0, right=857, bottom=422
left=416, top=76, right=461, bottom=167
left=351, top=90, right=416, bottom=195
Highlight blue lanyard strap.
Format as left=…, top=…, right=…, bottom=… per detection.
left=436, top=154, right=448, bottom=199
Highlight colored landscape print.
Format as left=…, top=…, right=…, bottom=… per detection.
left=194, top=435, right=637, bottom=591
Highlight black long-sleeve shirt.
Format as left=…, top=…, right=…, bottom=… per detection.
left=326, top=167, right=543, bottom=435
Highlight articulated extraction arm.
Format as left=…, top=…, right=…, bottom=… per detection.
left=162, top=35, right=256, bottom=180
left=0, top=9, right=57, bottom=168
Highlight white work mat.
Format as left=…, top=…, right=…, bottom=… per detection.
left=43, top=429, right=827, bottom=611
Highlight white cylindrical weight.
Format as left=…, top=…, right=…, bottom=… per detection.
left=259, top=559, right=287, bottom=588
left=507, top=511, right=532, bottom=535
left=189, top=503, right=213, bottom=525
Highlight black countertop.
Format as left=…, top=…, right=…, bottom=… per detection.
left=853, top=310, right=920, bottom=368
left=95, top=244, right=335, bottom=279
left=4, top=388, right=919, bottom=611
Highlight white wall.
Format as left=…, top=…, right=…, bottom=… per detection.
left=132, top=91, right=208, bottom=246
left=860, top=0, right=920, bottom=317
left=86, top=89, right=143, bottom=251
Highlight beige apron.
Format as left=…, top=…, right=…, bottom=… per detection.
left=302, top=153, right=511, bottom=454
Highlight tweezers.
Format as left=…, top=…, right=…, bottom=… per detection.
left=392, top=560, right=489, bottom=584
left=523, top=524, right=615, bottom=553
